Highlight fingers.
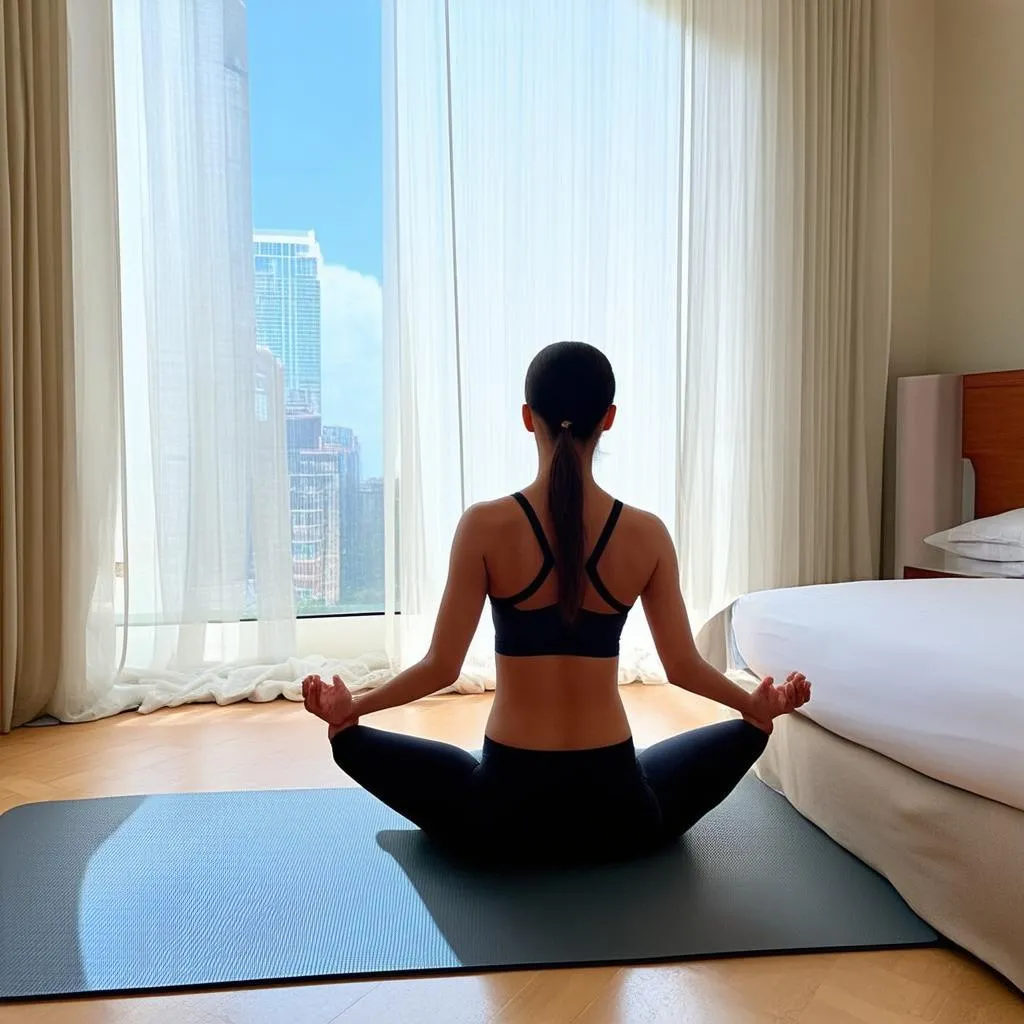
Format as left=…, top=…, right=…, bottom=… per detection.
left=305, top=677, right=321, bottom=713
left=782, top=672, right=812, bottom=708
left=756, top=672, right=813, bottom=720
left=302, top=674, right=325, bottom=714
left=788, top=677, right=811, bottom=708
left=761, top=672, right=813, bottom=714
left=310, top=689, right=325, bottom=719
left=301, top=673, right=356, bottom=726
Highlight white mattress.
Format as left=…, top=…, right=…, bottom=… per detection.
left=730, top=579, right=1024, bottom=812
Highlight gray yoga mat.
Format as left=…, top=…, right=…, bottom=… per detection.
left=0, top=775, right=937, bottom=1000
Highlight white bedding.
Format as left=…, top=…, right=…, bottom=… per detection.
left=934, top=553, right=1024, bottom=577
left=730, top=579, right=1024, bottom=812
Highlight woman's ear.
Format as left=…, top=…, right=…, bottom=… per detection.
left=603, top=405, right=617, bottom=431
left=522, top=404, right=536, bottom=433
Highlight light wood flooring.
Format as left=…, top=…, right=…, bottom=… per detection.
left=0, top=686, right=1021, bottom=1024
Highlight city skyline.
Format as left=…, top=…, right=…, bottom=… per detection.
left=247, top=0, right=385, bottom=613
left=248, top=2, right=384, bottom=480
left=254, top=230, right=324, bottom=415
left=253, top=229, right=385, bottom=613
left=251, top=224, right=383, bottom=479
left=112, top=0, right=385, bottom=626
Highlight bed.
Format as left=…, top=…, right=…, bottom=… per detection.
left=727, top=369, right=1024, bottom=993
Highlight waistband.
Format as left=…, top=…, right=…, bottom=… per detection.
left=480, top=735, right=637, bottom=770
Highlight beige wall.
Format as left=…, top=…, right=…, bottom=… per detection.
left=889, top=0, right=1024, bottom=378
left=890, top=0, right=936, bottom=381
left=883, top=0, right=936, bottom=576
left=882, top=0, right=1024, bottom=574
left=929, top=0, right=1024, bottom=374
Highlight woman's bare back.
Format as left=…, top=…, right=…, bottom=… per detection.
left=300, top=341, right=810, bottom=868
left=481, top=483, right=662, bottom=749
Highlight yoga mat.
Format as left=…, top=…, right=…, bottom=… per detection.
left=0, top=775, right=937, bottom=1000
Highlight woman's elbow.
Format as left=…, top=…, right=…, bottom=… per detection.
left=661, top=648, right=703, bottom=686
left=422, top=651, right=461, bottom=690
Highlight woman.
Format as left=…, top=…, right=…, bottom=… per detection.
left=302, top=341, right=810, bottom=866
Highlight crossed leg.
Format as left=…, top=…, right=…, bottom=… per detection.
left=638, top=719, right=770, bottom=838
left=330, top=725, right=482, bottom=843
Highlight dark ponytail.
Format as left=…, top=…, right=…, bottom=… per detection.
left=524, top=342, right=616, bottom=624
left=549, top=424, right=586, bottom=622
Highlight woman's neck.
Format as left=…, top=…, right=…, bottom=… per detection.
left=533, top=447, right=597, bottom=487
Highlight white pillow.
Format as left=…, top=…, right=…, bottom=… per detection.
left=942, top=554, right=1024, bottom=577
left=925, top=508, right=1024, bottom=562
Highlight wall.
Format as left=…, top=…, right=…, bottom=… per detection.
left=889, top=0, right=936, bottom=380
left=929, top=0, right=1024, bottom=374
left=882, top=0, right=1024, bottom=575
left=882, top=0, right=936, bottom=576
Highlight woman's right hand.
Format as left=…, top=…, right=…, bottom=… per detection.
left=742, top=672, right=811, bottom=734
left=302, top=673, right=359, bottom=734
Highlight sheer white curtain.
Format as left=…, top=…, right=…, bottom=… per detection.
left=678, top=0, right=891, bottom=629
left=51, top=0, right=889, bottom=721
left=52, top=0, right=381, bottom=721
left=384, top=0, right=891, bottom=685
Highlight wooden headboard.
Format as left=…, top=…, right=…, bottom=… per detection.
left=962, top=370, right=1024, bottom=518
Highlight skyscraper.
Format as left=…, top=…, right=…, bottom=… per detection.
left=286, top=412, right=322, bottom=470
left=290, top=446, right=342, bottom=608
left=254, top=230, right=323, bottom=414
left=352, top=477, right=385, bottom=607
left=322, top=427, right=362, bottom=603
left=253, top=229, right=331, bottom=610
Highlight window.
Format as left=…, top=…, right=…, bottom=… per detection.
left=248, top=0, right=384, bottom=617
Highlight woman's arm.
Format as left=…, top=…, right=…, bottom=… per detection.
left=350, top=504, right=490, bottom=718
left=640, top=517, right=756, bottom=716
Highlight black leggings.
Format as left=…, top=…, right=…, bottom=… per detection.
left=331, top=719, right=769, bottom=867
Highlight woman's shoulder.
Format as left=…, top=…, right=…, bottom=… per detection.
left=461, top=493, right=667, bottom=540
left=461, top=495, right=524, bottom=531
left=616, top=501, right=668, bottom=534
left=607, top=503, right=673, bottom=563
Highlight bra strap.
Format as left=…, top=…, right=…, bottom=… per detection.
left=495, top=493, right=555, bottom=605
left=586, top=500, right=631, bottom=613
left=511, top=492, right=556, bottom=563
left=585, top=500, right=624, bottom=571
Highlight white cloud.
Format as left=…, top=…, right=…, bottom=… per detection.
left=319, top=263, right=383, bottom=477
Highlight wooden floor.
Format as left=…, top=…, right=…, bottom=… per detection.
left=0, top=686, right=1021, bottom=1024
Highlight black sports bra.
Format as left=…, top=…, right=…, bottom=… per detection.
left=490, top=493, right=633, bottom=658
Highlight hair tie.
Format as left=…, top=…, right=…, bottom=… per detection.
left=560, top=420, right=572, bottom=431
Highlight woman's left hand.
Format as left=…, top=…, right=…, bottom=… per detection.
left=302, top=674, right=358, bottom=733
left=742, top=671, right=811, bottom=734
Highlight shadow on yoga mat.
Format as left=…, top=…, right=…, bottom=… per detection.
left=0, top=776, right=937, bottom=1002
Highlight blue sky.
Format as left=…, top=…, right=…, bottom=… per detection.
left=248, top=0, right=382, bottom=278
left=248, top=0, right=384, bottom=475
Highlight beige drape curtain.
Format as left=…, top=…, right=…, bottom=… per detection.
left=0, top=0, right=72, bottom=732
